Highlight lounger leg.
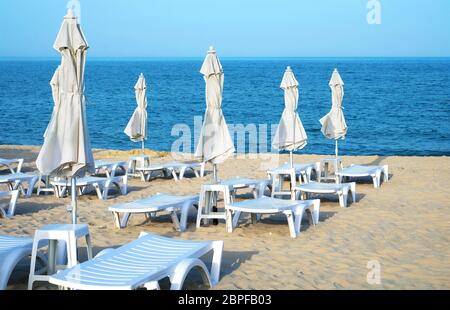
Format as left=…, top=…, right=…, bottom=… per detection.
left=179, top=166, right=187, bottom=180
left=225, top=209, right=233, bottom=233
left=312, top=199, right=320, bottom=224
left=350, top=183, right=356, bottom=203
left=170, top=209, right=181, bottom=231
left=371, top=174, right=379, bottom=188
left=169, top=258, right=212, bottom=290
left=293, top=206, right=306, bottom=236
left=85, top=234, right=93, bottom=260
left=337, top=190, right=348, bottom=208
left=169, top=169, right=179, bottom=181
left=28, top=236, right=42, bottom=290
left=193, top=168, right=200, bottom=178
left=139, top=170, right=146, bottom=182
left=120, top=176, right=128, bottom=195
left=98, top=182, right=107, bottom=200
left=383, top=165, right=389, bottom=182
left=6, top=190, right=19, bottom=217
left=112, top=212, right=121, bottom=229
left=232, top=211, right=241, bottom=228
left=196, top=190, right=206, bottom=228
left=26, top=176, right=38, bottom=197
left=120, top=212, right=131, bottom=229
left=210, top=240, right=223, bottom=287
left=283, top=210, right=298, bottom=238
left=178, top=201, right=191, bottom=232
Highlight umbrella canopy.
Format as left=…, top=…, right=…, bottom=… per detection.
left=36, top=9, right=94, bottom=178
left=320, top=68, right=347, bottom=140
left=43, top=66, right=61, bottom=139
left=272, top=66, right=307, bottom=152
left=194, top=47, right=235, bottom=166
left=124, top=73, right=148, bottom=145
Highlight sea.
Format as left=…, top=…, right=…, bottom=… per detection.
left=0, top=57, right=449, bottom=156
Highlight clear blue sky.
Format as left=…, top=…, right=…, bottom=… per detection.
left=0, top=0, right=449, bottom=57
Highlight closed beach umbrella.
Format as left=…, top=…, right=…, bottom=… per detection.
left=319, top=68, right=347, bottom=157
left=124, top=73, right=148, bottom=153
left=195, top=46, right=235, bottom=182
left=272, top=66, right=307, bottom=168
left=36, top=8, right=94, bottom=224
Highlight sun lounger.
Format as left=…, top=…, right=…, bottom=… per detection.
left=48, top=232, right=223, bottom=290
left=293, top=181, right=356, bottom=208
left=267, top=162, right=319, bottom=199
left=109, top=194, right=199, bottom=231
left=136, top=161, right=205, bottom=182
left=0, top=190, right=20, bottom=218
left=0, top=158, right=24, bottom=174
left=335, top=164, right=389, bottom=188
left=51, top=175, right=127, bottom=200
left=0, top=173, right=39, bottom=198
left=225, top=196, right=320, bottom=238
left=94, top=160, right=128, bottom=178
left=0, top=235, right=47, bottom=290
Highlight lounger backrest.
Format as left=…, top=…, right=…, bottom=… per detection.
left=0, top=236, right=33, bottom=256
left=50, top=233, right=212, bottom=290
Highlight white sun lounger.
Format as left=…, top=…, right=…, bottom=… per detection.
left=293, top=181, right=356, bottom=208
left=109, top=194, right=199, bottom=231
left=49, top=232, right=224, bottom=290
left=0, top=235, right=47, bottom=290
left=0, top=173, right=39, bottom=198
left=0, top=158, right=24, bottom=174
left=225, top=197, right=320, bottom=238
left=94, top=160, right=128, bottom=178
left=0, top=190, right=20, bottom=218
left=335, top=165, right=389, bottom=188
left=136, top=161, right=205, bottom=182
left=51, top=176, right=127, bottom=200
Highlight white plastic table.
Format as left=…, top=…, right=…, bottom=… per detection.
left=267, top=163, right=319, bottom=199
left=109, top=194, right=199, bottom=231
left=127, top=155, right=151, bottom=178
left=318, top=157, right=343, bottom=182
left=225, top=197, right=321, bottom=238
left=28, top=224, right=92, bottom=290
left=196, top=178, right=271, bottom=228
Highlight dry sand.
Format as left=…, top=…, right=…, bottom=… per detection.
left=1, top=145, right=449, bottom=290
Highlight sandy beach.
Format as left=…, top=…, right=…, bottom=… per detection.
left=1, top=145, right=449, bottom=290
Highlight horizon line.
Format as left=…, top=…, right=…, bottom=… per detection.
left=1, top=56, right=449, bottom=61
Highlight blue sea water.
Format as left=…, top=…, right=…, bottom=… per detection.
left=0, top=58, right=449, bottom=156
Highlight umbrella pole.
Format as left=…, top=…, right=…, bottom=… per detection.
left=213, top=164, right=218, bottom=184
left=141, top=140, right=145, bottom=155
left=335, top=140, right=339, bottom=158
left=212, top=163, right=219, bottom=225
left=71, top=176, right=77, bottom=224
left=290, top=151, right=294, bottom=168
